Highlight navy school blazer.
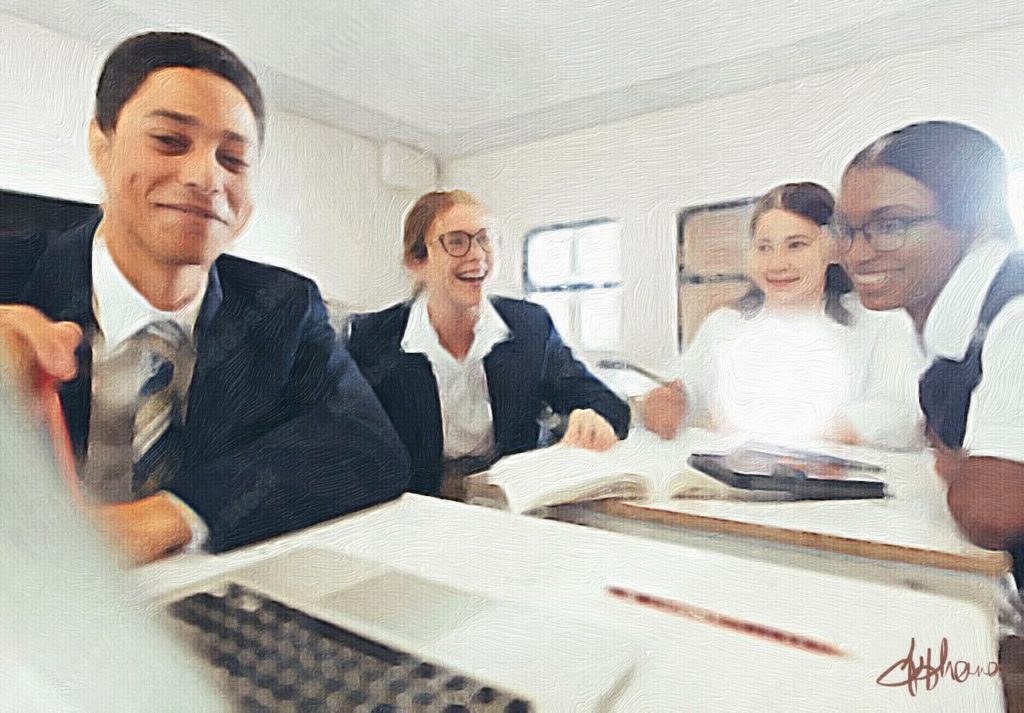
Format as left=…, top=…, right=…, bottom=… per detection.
left=12, top=219, right=411, bottom=552
left=348, top=297, right=630, bottom=495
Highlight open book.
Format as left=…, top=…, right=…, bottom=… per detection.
left=478, top=430, right=885, bottom=514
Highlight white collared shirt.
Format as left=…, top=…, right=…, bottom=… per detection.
left=680, top=295, right=925, bottom=448
left=401, top=294, right=510, bottom=459
left=91, top=237, right=206, bottom=355
left=922, top=238, right=1024, bottom=461
left=91, top=234, right=209, bottom=547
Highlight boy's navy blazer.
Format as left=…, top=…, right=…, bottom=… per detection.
left=12, top=218, right=411, bottom=552
left=348, top=297, right=630, bottom=495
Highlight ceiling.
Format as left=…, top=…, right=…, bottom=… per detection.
left=6, top=0, right=1023, bottom=159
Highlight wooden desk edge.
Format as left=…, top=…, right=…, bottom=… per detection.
left=589, top=500, right=1012, bottom=577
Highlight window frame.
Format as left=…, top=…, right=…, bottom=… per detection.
left=522, top=217, right=623, bottom=353
left=676, top=197, right=758, bottom=348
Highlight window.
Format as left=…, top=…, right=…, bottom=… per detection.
left=523, top=219, right=622, bottom=352
left=677, top=198, right=756, bottom=347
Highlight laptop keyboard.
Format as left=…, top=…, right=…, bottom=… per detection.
left=168, top=583, right=533, bottom=712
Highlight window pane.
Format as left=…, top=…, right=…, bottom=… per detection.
left=579, top=288, right=621, bottom=351
left=575, top=222, right=621, bottom=285
left=526, top=229, right=574, bottom=288
left=528, top=291, right=575, bottom=341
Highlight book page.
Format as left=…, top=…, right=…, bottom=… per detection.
left=487, top=430, right=756, bottom=512
left=650, top=430, right=746, bottom=500
left=485, top=442, right=653, bottom=514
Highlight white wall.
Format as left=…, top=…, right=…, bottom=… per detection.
left=0, top=12, right=432, bottom=310
left=444, top=23, right=1024, bottom=372
left=0, top=15, right=102, bottom=203
left=9, top=13, right=1024, bottom=353
left=238, top=114, right=425, bottom=310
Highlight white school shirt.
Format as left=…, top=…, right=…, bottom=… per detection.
left=680, top=296, right=925, bottom=448
left=91, top=236, right=209, bottom=548
left=922, top=238, right=1024, bottom=461
left=401, top=294, right=510, bottom=459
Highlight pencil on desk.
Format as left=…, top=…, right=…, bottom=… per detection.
left=596, top=359, right=675, bottom=387
left=606, top=585, right=845, bottom=657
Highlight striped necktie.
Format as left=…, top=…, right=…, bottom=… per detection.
left=131, top=320, right=193, bottom=497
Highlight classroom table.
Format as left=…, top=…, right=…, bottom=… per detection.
left=134, top=494, right=1007, bottom=712
left=468, top=429, right=1015, bottom=611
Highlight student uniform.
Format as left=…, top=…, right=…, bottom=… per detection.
left=679, top=294, right=925, bottom=447
left=9, top=218, right=411, bottom=552
left=918, top=239, right=1024, bottom=585
left=348, top=295, right=630, bottom=496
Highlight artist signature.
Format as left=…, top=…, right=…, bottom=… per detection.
left=876, top=638, right=1000, bottom=696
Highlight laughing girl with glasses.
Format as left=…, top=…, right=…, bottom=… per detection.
left=348, top=190, right=629, bottom=499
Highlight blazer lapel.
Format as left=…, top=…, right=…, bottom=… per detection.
left=483, top=332, right=522, bottom=452
left=391, top=311, right=445, bottom=463
left=370, top=304, right=445, bottom=472
left=398, top=351, right=444, bottom=460
left=183, top=264, right=242, bottom=461
left=185, top=261, right=223, bottom=418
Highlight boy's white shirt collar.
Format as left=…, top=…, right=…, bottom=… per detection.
left=91, top=232, right=207, bottom=352
left=922, top=238, right=1013, bottom=361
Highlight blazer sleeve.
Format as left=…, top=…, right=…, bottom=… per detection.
left=166, top=283, right=412, bottom=552
left=535, top=307, right=631, bottom=439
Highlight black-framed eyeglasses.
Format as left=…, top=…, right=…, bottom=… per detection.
left=829, top=214, right=939, bottom=253
left=435, top=228, right=493, bottom=257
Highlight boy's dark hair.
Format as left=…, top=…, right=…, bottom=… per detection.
left=95, top=32, right=265, bottom=143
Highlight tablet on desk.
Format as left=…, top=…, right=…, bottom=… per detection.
left=688, top=451, right=887, bottom=500
left=731, top=443, right=884, bottom=474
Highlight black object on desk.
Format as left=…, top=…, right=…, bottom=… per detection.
left=688, top=453, right=886, bottom=500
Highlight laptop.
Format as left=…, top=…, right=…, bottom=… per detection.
left=1, top=365, right=636, bottom=711
left=157, top=546, right=637, bottom=711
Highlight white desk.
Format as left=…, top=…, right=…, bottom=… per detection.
left=137, top=495, right=1005, bottom=712
left=478, top=429, right=1013, bottom=609
left=621, top=435, right=1006, bottom=571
